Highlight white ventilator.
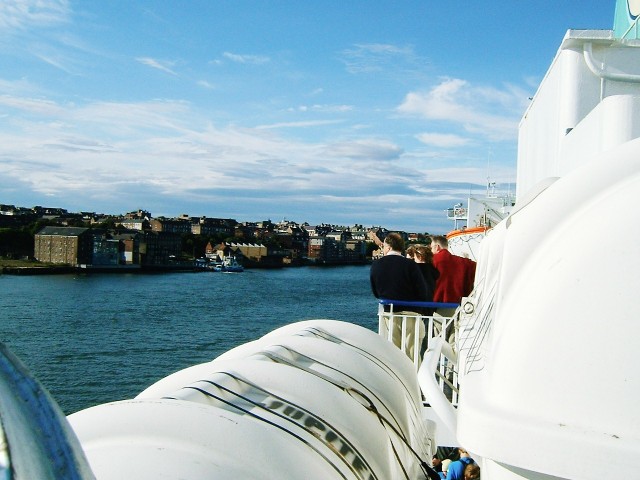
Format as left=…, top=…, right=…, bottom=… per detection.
left=68, top=320, right=437, bottom=480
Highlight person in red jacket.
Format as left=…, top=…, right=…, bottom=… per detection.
left=430, top=236, right=476, bottom=312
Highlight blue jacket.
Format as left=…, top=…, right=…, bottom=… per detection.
left=447, top=457, right=475, bottom=480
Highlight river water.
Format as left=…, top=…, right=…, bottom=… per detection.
left=0, top=266, right=376, bottom=414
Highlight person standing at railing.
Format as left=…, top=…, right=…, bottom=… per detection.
left=370, top=232, right=429, bottom=359
left=430, top=235, right=476, bottom=316
left=414, top=245, right=439, bottom=310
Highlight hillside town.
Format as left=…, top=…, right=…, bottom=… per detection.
left=0, top=204, right=433, bottom=272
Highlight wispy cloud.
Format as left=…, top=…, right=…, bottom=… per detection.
left=44, top=136, right=116, bottom=153
left=256, top=119, right=344, bottom=129
left=0, top=94, right=65, bottom=115
left=0, top=0, right=79, bottom=72
left=288, top=104, right=353, bottom=113
left=197, top=80, right=215, bottom=89
left=31, top=48, right=77, bottom=74
left=397, top=78, right=525, bottom=141
left=324, top=139, right=403, bottom=161
left=0, top=77, right=40, bottom=95
left=222, top=52, right=270, bottom=65
left=0, top=0, right=70, bottom=30
left=415, top=132, right=470, bottom=148
left=340, top=43, right=423, bottom=74
left=136, top=57, right=178, bottom=75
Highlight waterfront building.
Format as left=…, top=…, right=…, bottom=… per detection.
left=229, top=243, right=268, bottom=263
left=34, top=227, right=93, bottom=265
left=33, top=226, right=183, bottom=268
left=92, top=235, right=120, bottom=266
left=139, top=231, right=182, bottom=266
left=112, top=232, right=141, bottom=265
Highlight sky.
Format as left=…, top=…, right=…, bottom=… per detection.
left=0, top=1, right=615, bottom=233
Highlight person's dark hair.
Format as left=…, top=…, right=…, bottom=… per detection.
left=405, top=245, right=416, bottom=259
left=384, top=232, right=404, bottom=252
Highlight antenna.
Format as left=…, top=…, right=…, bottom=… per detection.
left=486, top=150, right=494, bottom=196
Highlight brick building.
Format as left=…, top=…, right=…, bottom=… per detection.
left=34, top=227, right=93, bottom=265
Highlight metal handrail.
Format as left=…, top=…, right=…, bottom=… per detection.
left=583, top=42, right=640, bottom=84
left=378, top=299, right=460, bottom=310
left=0, top=343, right=95, bottom=479
left=377, top=300, right=460, bottom=374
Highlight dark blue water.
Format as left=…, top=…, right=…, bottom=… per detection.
left=0, top=266, right=376, bottom=414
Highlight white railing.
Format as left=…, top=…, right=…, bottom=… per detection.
left=377, top=299, right=460, bottom=406
left=377, top=299, right=463, bottom=445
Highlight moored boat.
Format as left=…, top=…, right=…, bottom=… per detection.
left=221, top=256, right=244, bottom=272
left=203, top=256, right=244, bottom=272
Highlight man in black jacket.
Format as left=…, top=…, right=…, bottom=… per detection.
left=370, top=232, right=429, bottom=361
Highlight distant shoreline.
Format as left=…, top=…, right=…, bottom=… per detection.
left=1, top=260, right=371, bottom=275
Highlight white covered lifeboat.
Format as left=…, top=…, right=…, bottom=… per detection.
left=68, top=320, right=437, bottom=480
left=455, top=138, right=640, bottom=479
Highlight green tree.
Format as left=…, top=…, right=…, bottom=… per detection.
left=0, top=228, right=35, bottom=258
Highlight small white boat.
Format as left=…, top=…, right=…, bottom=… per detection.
left=206, top=256, right=243, bottom=272
left=221, top=256, right=244, bottom=272
left=216, top=257, right=244, bottom=273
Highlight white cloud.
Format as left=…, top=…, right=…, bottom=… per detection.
left=324, top=139, right=403, bottom=161
left=397, top=78, right=524, bottom=141
left=340, top=43, right=420, bottom=74
left=288, top=104, right=353, bottom=114
left=0, top=2, right=100, bottom=74
left=222, top=52, right=270, bottom=65
left=197, top=80, right=216, bottom=89
left=0, top=0, right=70, bottom=30
left=31, top=49, right=77, bottom=74
left=311, top=104, right=353, bottom=112
left=0, top=94, right=65, bottom=115
left=415, top=132, right=470, bottom=148
left=136, top=57, right=177, bottom=76
left=256, top=119, right=344, bottom=129
left=0, top=95, right=400, bottom=198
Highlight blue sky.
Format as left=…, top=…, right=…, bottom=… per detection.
left=0, top=1, right=614, bottom=233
